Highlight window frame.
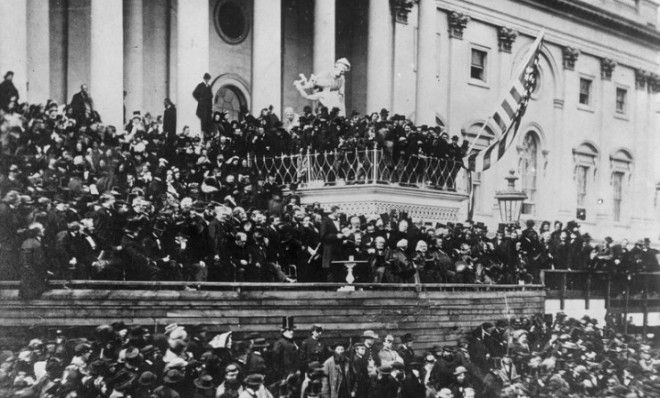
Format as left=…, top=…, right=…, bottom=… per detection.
left=578, top=77, right=592, bottom=106
left=468, top=44, right=490, bottom=88
left=614, top=84, right=630, bottom=120
left=518, top=132, right=539, bottom=215
left=609, top=149, right=633, bottom=223
left=572, top=143, right=599, bottom=218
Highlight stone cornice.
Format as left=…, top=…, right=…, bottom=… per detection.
left=436, top=0, right=659, bottom=73
left=518, top=0, right=660, bottom=46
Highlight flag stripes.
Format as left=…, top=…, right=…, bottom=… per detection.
left=466, top=32, right=544, bottom=172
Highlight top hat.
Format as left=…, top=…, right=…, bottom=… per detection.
left=281, top=316, right=295, bottom=331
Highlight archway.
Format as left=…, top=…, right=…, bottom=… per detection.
left=213, top=85, right=247, bottom=122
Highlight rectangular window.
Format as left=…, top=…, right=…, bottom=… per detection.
left=612, top=171, right=624, bottom=222
left=470, top=49, right=487, bottom=81
left=576, top=165, right=588, bottom=207
left=616, top=87, right=627, bottom=113
left=579, top=78, right=592, bottom=105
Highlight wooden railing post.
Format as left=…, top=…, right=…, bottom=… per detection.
left=585, top=273, right=591, bottom=310
left=605, top=274, right=612, bottom=309
left=305, top=149, right=311, bottom=184
left=372, top=143, right=379, bottom=183
left=560, top=272, right=567, bottom=310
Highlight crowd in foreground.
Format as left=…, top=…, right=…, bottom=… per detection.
left=0, top=313, right=658, bottom=398
left=0, top=73, right=658, bottom=298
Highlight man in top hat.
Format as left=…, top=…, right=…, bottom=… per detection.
left=193, top=73, right=213, bottom=137
left=397, top=334, right=416, bottom=369
left=301, top=324, right=327, bottom=365
left=272, top=316, right=300, bottom=380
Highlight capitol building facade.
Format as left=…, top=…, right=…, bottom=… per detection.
left=0, top=0, right=658, bottom=239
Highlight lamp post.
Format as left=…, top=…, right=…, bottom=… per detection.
left=495, top=170, right=527, bottom=225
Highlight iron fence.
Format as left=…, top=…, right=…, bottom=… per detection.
left=251, top=146, right=470, bottom=194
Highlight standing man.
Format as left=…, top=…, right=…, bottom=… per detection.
left=0, top=71, right=18, bottom=111
left=163, top=98, right=177, bottom=138
left=301, top=324, right=326, bottom=365
left=272, top=316, right=300, bottom=381
left=321, top=342, right=353, bottom=398
left=70, top=84, right=95, bottom=126
left=320, top=206, right=344, bottom=282
left=192, top=73, right=213, bottom=137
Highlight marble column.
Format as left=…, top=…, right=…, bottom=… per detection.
left=252, top=0, right=282, bottom=115
left=366, top=0, right=393, bottom=113
left=176, top=0, right=209, bottom=135
left=415, top=0, right=437, bottom=124
left=27, top=0, right=50, bottom=104
left=90, top=0, right=124, bottom=128
left=314, top=0, right=336, bottom=74
left=0, top=0, right=28, bottom=101
left=124, top=0, right=144, bottom=117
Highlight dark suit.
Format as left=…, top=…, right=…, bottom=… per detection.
left=0, top=79, right=18, bottom=111
left=70, top=90, right=94, bottom=125
left=320, top=216, right=342, bottom=280
left=192, top=82, right=213, bottom=135
left=164, top=104, right=177, bottom=136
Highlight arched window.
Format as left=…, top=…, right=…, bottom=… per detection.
left=519, top=132, right=539, bottom=214
left=573, top=142, right=598, bottom=211
left=214, top=85, right=247, bottom=122
left=610, top=149, right=633, bottom=222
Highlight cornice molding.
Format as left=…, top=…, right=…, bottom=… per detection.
left=435, top=0, right=659, bottom=73
left=518, top=0, right=660, bottom=46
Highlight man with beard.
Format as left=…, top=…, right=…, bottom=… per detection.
left=321, top=342, right=353, bottom=398
left=216, top=362, right=244, bottom=397
left=369, top=236, right=390, bottom=283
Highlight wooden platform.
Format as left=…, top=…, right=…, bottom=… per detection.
left=0, top=282, right=544, bottom=350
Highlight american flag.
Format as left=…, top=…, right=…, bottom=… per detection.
left=467, top=32, right=544, bottom=172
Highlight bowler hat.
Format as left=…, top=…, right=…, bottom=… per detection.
left=163, top=368, right=184, bottom=384
left=244, top=373, right=265, bottom=388
left=138, top=371, right=158, bottom=387
left=193, top=374, right=215, bottom=390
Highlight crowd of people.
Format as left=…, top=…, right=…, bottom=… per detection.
left=0, top=71, right=658, bottom=299
left=0, top=313, right=658, bottom=397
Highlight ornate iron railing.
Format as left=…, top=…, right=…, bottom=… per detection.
left=251, top=146, right=470, bottom=194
